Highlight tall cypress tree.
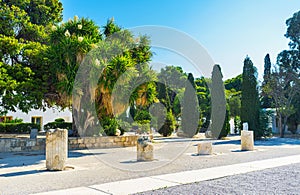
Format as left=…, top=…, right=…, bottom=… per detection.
left=211, top=65, right=227, bottom=139
left=261, top=54, right=273, bottom=108
left=241, top=57, right=261, bottom=138
left=181, top=73, right=199, bottom=137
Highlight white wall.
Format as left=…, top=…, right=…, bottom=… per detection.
left=6, top=108, right=72, bottom=127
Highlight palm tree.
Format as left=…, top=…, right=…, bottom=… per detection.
left=48, top=18, right=157, bottom=136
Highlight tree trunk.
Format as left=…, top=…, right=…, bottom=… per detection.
left=278, top=114, right=283, bottom=138
left=72, top=114, right=78, bottom=137
left=282, top=116, right=288, bottom=138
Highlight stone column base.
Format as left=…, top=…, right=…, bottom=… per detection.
left=241, top=130, right=254, bottom=151
left=197, top=142, right=212, bottom=155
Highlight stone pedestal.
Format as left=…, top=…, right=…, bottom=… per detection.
left=137, top=136, right=153, bottom=161
left=197, top=142, right=212, bottom=155
left=30, top=129, right=38, bottom=139
left=46, top=128, right=68, bottom=171
left=241, top=130, right=254, bottom=151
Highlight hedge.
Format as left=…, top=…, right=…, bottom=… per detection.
left=0, top=123, right=40, bottom=133
left=44, top=122, right=72, bottom=131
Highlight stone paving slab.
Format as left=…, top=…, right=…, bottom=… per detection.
left=90, top=177, right=179, bottom=195
left=34, top=187, right=107, bottom=195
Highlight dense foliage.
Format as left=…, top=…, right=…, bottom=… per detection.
left=0, top=0, right=63, bottom=114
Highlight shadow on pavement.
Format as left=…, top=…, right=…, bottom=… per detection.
left=0, top=151, right=105, bottom=169
left=212, top=137, right=300, bottom=146
left=0, top=169, right=48, bottom=177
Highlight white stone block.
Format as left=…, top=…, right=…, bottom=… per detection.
left=197, top=142, right=212, bottom=155
left=241, top=130, right=254, bottom=151
left=46, top=128, right=68, bottom=171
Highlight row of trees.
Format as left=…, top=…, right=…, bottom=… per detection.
left=0, top=0, right=230, bottom=138
left=2, top=1, right=300, bottom=139
left=239, top=10, right=300, bottom=138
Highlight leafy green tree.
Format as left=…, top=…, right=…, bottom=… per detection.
left=195, top=77, right=211, bottom=131
left=211, top=65, right=227, bottom=139
left=0, top=0, right=62, bottom=114
left=262, top=10, right=300, bottom=137
left=181, top=73, right=199, bottom=137
left=227, top=95, right=241, bottom=118
left=287, top=95, right=300, bottom=134
left=156, top=66, right=187, bottom=117
left=285, top=10, right=300, bottom=51
left=283, top=11, right=300, bottom=134
left=224, top=74, right=242, bottom=92
left=241, top=56, right=261, bottom=138
left=263, top=61, right=300, bottom=138
left=224, top=74, right=242, bottom=118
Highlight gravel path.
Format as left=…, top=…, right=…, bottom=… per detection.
left=136, top=163, right=300, bottom=195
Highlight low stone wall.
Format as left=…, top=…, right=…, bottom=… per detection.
left=0, top=138, right=45, bottom=152
left=0, top=135, right=139, bottom=152
left=68, top=135, right=139, bottom=150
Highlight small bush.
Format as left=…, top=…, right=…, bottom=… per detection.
left=133, top=121, right=150, bottom=134
left=101, top=117, right=118, bottom=136
left=158, top=112, right=175, bottom=137
left=0, top=123, right=40, bottom=133
left=134, top=110, right=151, bottom=122
left=54, top=118, right=65, bottom=123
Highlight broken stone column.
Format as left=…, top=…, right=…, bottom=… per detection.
left=197, top=142, right=212, bottom=155
left=137, top=136, right=153, bottom=161
left=241, top=130, right=254, bottom=151
left=46, top=128, right=68, bottom=171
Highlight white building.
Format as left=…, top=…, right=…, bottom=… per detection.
left=2, top=107, right=72, bottom=131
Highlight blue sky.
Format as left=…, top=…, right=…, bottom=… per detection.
left=61, top=0, right=300, bottom=80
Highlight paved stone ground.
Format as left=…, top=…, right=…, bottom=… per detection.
left=136, top=163, right=300, bottom=195
left=0, top=137, right=300, bottom=194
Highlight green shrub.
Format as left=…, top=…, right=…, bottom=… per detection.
left=0, top=123, right=40, bottom=133
left=133, top=121, right=150, bottom=134
left=134, top=110, right=151, bottom=122
left=101, top=117, right=118, bottom=136
left=158, top=112, right=175, bottom=137
left=44, top=121, right=72, bottom=130
left=54, top=118, right=65, bottom=123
